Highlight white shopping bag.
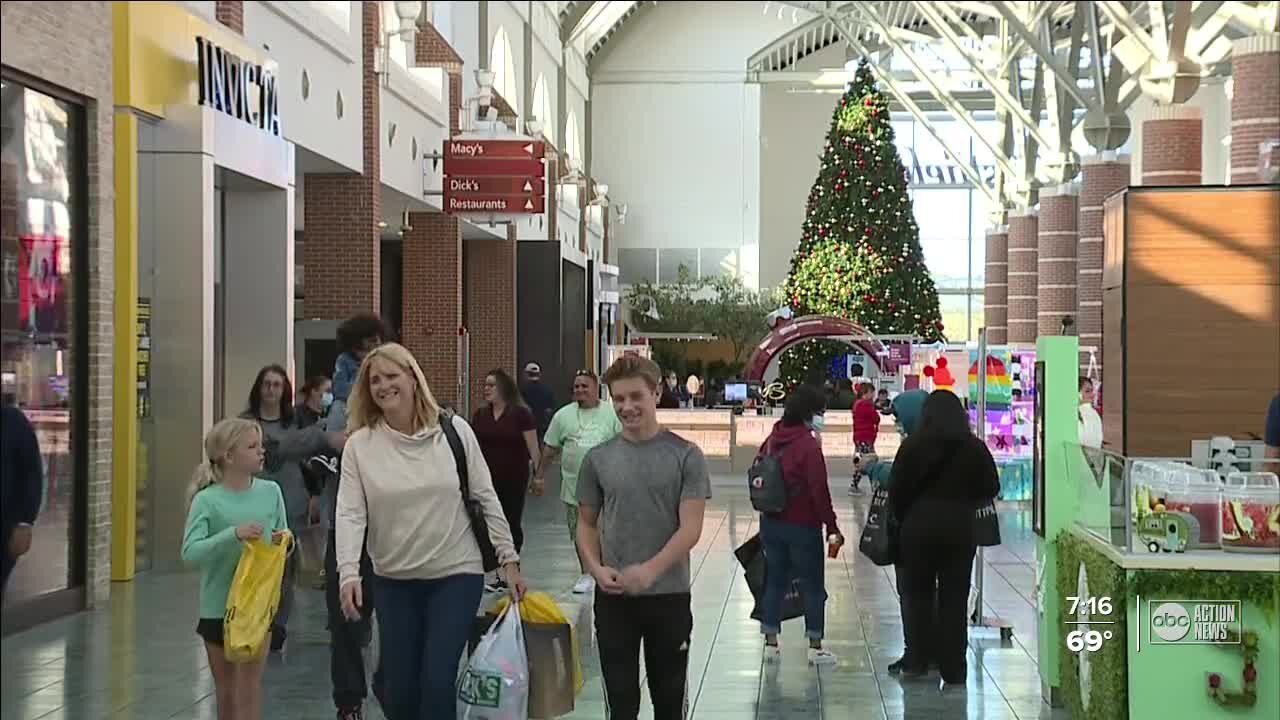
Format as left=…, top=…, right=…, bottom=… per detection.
left=458, top=603, right=530, bottom=720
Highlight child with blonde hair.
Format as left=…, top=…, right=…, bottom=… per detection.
left=182, top=418, right=289, bottom=720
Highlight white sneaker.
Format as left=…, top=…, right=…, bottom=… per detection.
left=763, top=644, right=781, bottom=662
left=572, top=575, right=594, bottom=594
left=808, top=647, right=838, bottom=666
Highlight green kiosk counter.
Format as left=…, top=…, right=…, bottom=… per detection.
left=1033, top=337, right=1280, bottom=719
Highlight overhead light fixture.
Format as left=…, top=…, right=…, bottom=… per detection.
left=400, top=209, right=413, bottom=234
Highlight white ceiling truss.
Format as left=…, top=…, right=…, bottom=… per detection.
left=751, top=1, right=1278, bottom=211
left=560, top=2, right=1278, bottom=212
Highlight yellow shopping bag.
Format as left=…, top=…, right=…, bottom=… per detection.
left=223, top=531, right=292, bottom=663
left=493, top=591, right=583, bottom=693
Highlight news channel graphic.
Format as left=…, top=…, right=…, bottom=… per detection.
left=1064, top=595, right=1117, bottom=654
left=1147, top=600, right=1243, bottom=646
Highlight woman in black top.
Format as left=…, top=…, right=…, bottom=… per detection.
left=889, top=390, right=1000, bottom=687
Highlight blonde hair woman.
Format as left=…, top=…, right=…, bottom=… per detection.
left=335, top=343, right=526, bottom=719
left=182, top=418, right=289, bottom=720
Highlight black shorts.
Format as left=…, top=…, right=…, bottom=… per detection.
left=196, top=618, right=224, bottom=646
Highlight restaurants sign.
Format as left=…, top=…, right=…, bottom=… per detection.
left=196, top=37, right=281, bottom=137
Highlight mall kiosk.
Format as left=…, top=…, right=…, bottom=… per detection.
left=1035, top=335, right=1280, bottom=718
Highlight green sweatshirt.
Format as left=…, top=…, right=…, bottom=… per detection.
left=182, top=478, right=289, bottom=619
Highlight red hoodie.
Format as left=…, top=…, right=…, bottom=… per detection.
left=853, top=398, right=880, bottom=444
left=757, top=422, right=840, bottom=534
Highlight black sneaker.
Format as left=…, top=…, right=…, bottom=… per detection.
left=888, top=657, right=928, bottom=677
left=270, top=626, right=287, bottom=653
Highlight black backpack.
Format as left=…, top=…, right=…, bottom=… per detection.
left=748, top=438, right=788, bottom=513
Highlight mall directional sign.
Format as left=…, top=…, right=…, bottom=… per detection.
left=442, top=138, right=547, bottom=215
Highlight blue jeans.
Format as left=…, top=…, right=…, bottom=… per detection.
left=758, top=514, right=827, bottom=641
left=373, top=574, right=484, bottom=720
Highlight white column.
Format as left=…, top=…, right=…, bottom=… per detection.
left=223, top=187, right=296, bottom=396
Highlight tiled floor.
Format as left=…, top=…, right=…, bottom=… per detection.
left=1, top=474, right=1066, bottom=719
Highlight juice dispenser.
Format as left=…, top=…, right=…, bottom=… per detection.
left=1221, top=472, right=1280, bottom=553
left=1165, top=466, right=1222, bottom=548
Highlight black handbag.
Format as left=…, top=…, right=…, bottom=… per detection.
left=440, top=411, right=500, bottom=572
left=858, top=486, right=898, bottom=566
left=973, top=498, right=1002, bottom=547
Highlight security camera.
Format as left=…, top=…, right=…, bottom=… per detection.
left=765, top=305, right=794, bottom=329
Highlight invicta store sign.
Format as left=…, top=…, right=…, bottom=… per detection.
left=196, top=37, right=282, bottom=137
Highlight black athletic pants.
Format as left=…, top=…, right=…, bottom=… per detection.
left=325, top=528, right=382, bottom=710
left=901, top=542, right=975, bottom=681
left=595, top=590, right=692, bottom=720
left=895, top=563, right=938, bottom=666
left=494, top=479, right=528, bottom=553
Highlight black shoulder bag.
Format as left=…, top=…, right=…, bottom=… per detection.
left=439, top=410, right=500, bottom=572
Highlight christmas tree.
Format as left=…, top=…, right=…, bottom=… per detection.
left=780, top=59, right=944, bottom=387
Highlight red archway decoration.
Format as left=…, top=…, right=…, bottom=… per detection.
left=743, top=315, right=889, bottom=383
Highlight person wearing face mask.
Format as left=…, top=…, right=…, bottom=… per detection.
left=297, top=375, right=337, bottom=589
left=754, top=384, right=843, bottom=665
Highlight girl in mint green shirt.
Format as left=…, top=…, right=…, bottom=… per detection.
left=182, top=417, right=288, bottom=720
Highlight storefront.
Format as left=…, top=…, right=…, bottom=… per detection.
left=0, top=73, right=91, bottom=626
left=113, top=3, right=296, bottom=573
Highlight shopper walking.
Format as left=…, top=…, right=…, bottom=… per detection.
left=890, top=391, right=999, bottom=688
left=182, top=418, right=289, bottom=720
left=241, top=364, right=345, bottom=653
left=471, top=369, right=540, bottom=579
left=336, top=343, right=525, bottom=720
left=577, top=355, right=711, bottom=720
left=755, top=384, right=842, bottom=665
left=885, top=386, right=935, bottom=675
left=534, top=370, right=622, bottom=594
left=850, top=382, right=880, bottom=495
left=323, top=313, right=388, bottom=720
left=1, top=406, right=43, bottom=597
left=520, top=362, right=556, bottom=443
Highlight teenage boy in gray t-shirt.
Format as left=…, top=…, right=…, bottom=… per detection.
left=577, top=355, right=711, bottom=720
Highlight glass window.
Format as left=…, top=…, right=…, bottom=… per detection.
left=909, top=187, right=971, bottom=291
left=658, top=248, right=698, bottom=284
left=618, top=247, right=655, bottom=286
left=1, top=78, right=84, bottom=607
left=939, top=294, right=972, bottom=343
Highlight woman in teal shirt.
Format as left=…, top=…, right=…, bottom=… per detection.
left=182, top=417, right=289, bottom=720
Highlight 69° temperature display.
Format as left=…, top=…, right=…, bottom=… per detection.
left=1065, top=595, right=1116, bottom=655
left=1066, top=628, right=1114, bottom=652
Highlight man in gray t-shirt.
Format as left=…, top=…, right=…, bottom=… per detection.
left=576, top=355, right=710, bottom=720
left=577, top=430, right=711, bottom=594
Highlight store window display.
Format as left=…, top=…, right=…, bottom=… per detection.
left=0, top=78, right=85, bottom=608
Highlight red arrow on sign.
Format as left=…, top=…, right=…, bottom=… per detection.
left=443, top=157, right=546, bottom=177
left=444, top=193, right=545, bottom=214
left=444, top=139, right=545, bottom=160
left=447, top=176, right=546, bottom=195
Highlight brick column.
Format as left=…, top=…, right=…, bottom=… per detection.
left=403, top=212, right=462, bottom=404
left=1006, top=210, right=1039, bottom=344
left=1142, top=104, right=1202, bottom=185
left=1230, top=34, right=1280, bottom=184
left=215, top=0, right=244, bottom=33
left=465, top=228, right=518, bottom=411
left=1037, top=184, right=1079, bottom=337
left=303, top=2, right=381, bottom=319
left=1078, top=153, right=1130, bottom=373
left=983, top=226, right=1009, bottom=345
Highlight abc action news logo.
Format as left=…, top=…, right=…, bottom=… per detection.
left=1149, top=600, right=1242, bottom=645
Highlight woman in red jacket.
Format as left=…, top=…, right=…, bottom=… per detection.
left=757, top=384, right=843, bottom=665
left=851, top=382, right=880, bottom=495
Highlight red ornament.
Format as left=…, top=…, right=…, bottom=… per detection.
left=1244, top=664, right=1257, bottom=683
left=859, top=160, right=866, bottom=168
left=935, top=321, right=945, bottom=330
left=864, top=96, right=874, bottom=107
left=839, top=168, right=848, bottom=178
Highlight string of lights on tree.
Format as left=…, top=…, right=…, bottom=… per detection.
left=780, top=59, right=945, bottom=387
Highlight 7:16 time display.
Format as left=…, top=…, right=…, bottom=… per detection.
left=1065, top=595, right=1115, bottom=654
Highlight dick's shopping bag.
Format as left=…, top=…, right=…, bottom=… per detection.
left=223, top=531, right=293, bottom=663
left=458, top=603, right=530, bottom=720
left=493, top=592, right=581, bottom=718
